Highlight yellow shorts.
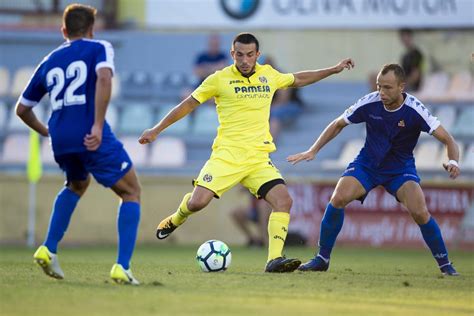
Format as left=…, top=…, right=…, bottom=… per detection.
left=194, top=146, right=284, bottom=198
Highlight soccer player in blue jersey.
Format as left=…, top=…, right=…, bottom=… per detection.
left=16, top=4, right=141, bottom=285
left=287, top=64, right=460, bottom=276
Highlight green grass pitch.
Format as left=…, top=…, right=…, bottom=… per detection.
left=0, top=245, right=472, bottom=316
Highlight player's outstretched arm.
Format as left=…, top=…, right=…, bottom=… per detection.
left=138, top=95, right=200, bottom=144
left=291, top=58, right=355, bottom=88
left=287, top=117, right=348, bottom=165
left=432, top=125, right=461, bottom=179
left=15, top=103, right=49, bottom=137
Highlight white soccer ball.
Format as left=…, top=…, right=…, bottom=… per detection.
left=196, top=240, right=232, bottom=272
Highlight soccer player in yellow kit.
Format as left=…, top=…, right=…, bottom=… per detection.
left=139, top=33, right=354, bottom=272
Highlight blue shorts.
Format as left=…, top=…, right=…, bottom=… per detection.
left=55, top=145, right=133, bottom=188
left=342, top=162, right=420, bottom=203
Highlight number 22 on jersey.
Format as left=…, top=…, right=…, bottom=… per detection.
left=46, top=60, right=87, bottom=110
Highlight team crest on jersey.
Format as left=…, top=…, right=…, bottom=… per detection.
left=398, top=120, right=405, bottom=127
left=203, top=174, right=213, bottom=182
left=258, top=76, right=267, bottom=84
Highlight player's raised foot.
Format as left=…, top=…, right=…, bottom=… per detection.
left=264, top=256, right=301, bottom=273
left=110, top=263, right=140, bottom=285
left=33, top=245, right=64, bottom=279
left=297, top=255, right=330, bottom=272
left=156, top=215, right=179, bottom=240
left=440, top=263, right=459, bottom=276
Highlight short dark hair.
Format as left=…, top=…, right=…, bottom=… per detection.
left=380, top=63, right=406, bottom=83
left=233, top=33, right=259, bottom=51
left=63, top=4, right=96, bottom=37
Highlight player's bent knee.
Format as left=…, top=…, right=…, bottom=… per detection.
left=187, top=199, right=209, bottom=212
left=273, top=196, right=293, bottom=212
left=409, top=208, right=430, bottom=225
left=330, top=194, right=349, bottom=209
left=119, top=186, right=141, bottom=203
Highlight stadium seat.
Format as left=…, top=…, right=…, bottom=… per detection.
left=452, top=107, right=474, bottom=137
left=120, top=136, right=149, bottom=168
left=1, top=133, right=29, bottom=164
left=415, top=72, right=450, bottom=102
left=434, top=106, right=457, bottom=133
left=321, top=139, right=364, bottom=170
left=153, top=72, right=187, bottom=102
left=0, top=66, right=10, bottom=100
left=119, top=103, right=155, bottom=135
left=149, top=136, right=186, bottom=167
left=414, top=141, right=441, bottom=170
left=192, top=105, right=219, bottom=135
left=444, top=71, right=474, bottom=102
left=10, top=66, right=35, bottom=98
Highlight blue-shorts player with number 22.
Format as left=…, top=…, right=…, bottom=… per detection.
left=16, top=4, right=142, bottom=285
left=287, top=64, right=461, bottom=276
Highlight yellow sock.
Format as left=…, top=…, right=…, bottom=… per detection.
left=170, top=193, right=193, bottom=226
left=267, top=211, right=290, bottom=262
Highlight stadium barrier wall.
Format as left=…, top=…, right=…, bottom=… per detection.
left=0, top=175, right=249, bottom=246
left=1, top=175, right=473, bottom=250
left=287, top=181, right=474, bottom=250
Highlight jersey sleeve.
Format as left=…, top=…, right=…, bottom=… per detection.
left=271, top=67, right=294, bottom=90
left=341, top=98, right=367, bottom=124
left=95, top=40, right=115, bottom=75
left=19, top=65, right=47, bottom=107
left=417, top=104, right=440, bottom=134
left=191, top=72, right=219, bottom=104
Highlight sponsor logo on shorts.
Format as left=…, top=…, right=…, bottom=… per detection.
left=203, top=174, right=213, bottom=182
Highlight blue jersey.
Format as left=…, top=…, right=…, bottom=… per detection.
left=20, top=39, right=119, bottom=155
left=342, top=92, right=440, bottom=172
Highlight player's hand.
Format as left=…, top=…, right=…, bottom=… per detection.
left=333, top=58, right=355, bottom=73
left=286, top=150, right=316, bottom=165
left=443, top=161, right=460, bottom=179
left=84, top=124, right=102, bottom=151
left=138, top=128, right=158, bottom=144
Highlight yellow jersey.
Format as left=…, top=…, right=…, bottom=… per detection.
left=192, top=63, right=294, bottom=153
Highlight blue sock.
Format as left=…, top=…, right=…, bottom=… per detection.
left=318, top=203, right=345, bottom=260
left=419, top=217, right=450, bottom=267
left=44, top=187, right=80, bottom=253
left=117, top=201, right=140, bottom=270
